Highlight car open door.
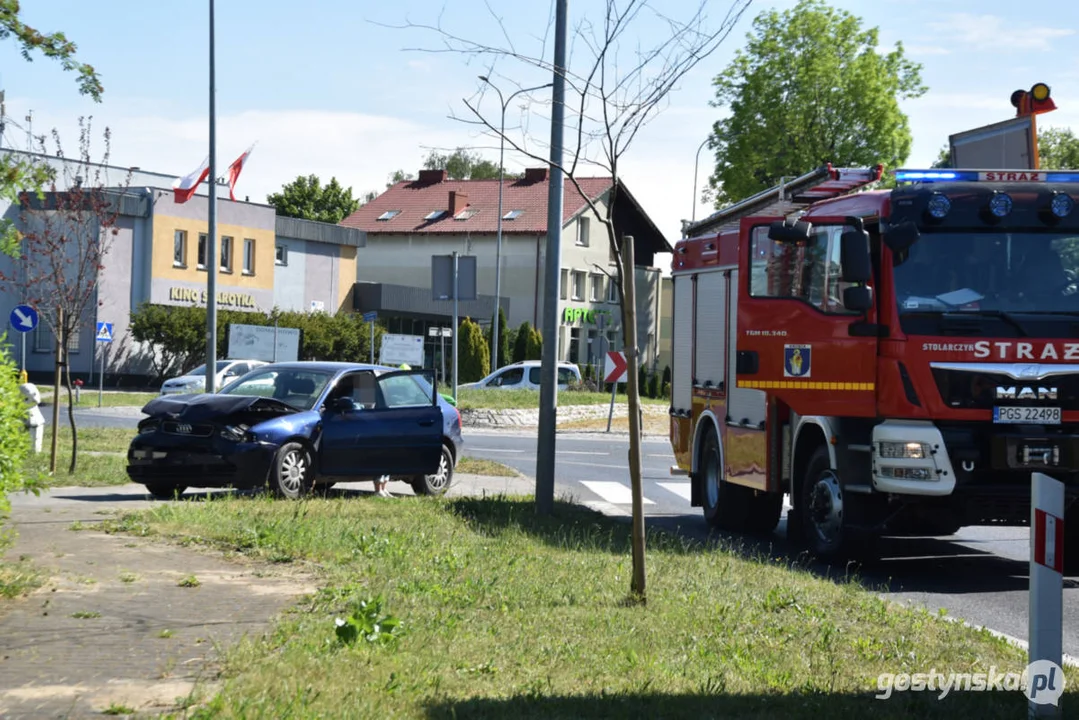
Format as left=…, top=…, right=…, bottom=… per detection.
left=320, top=369, right=443, bottom=477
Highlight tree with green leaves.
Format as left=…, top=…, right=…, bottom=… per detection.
left=424, top=148, right=505, bottom=180
left=0, top=1, right=103, bottom=102
left=1039, top=127, right=1079, bottom=169
left=485, top=307, right=511, bottom=369
left=457, top=317, right=490, bottom=383
left=267, top=175, right=360, bottom=224
left=511, top=321, right=542, bottom=363
left=707, top=0, right=926, bottom=206
left=931, top=146, right=951, bottom=169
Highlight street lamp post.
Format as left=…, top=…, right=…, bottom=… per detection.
left=479, top=76, right=553, bottom=374
left=691, top=135, right=711, bottom=223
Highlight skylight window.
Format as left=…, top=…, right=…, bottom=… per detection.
left=455, top=209, right=479, bottom=221
left=376, top=210, right=401, bottom=221
left=503, top=209, right=524, bottom=220
left=424, top=210, right=448, bottom=221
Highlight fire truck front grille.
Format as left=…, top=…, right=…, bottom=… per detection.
left=930, top=367, right=1079, bottom=410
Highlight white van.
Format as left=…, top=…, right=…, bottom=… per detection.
left=460, top=361, right=581, bottom=391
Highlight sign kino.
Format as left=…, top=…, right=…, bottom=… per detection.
left=168, top=287, right=257, bottom=309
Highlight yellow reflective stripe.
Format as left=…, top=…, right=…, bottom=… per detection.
left=737, top=380, right=875, bottom=391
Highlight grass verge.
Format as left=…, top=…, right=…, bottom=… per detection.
left=456, top=388, right=667, bottom=411
left=0, top=558, right=42, bottom=601
left=22, top=426, right=132, bottom=488
left=38, top=390, right=158, bottom=409
left=560, top=412, right=670, bottom=436
left=99, top=494, right=1077, bottom=719
left=456, top=457, right=518, bottom=477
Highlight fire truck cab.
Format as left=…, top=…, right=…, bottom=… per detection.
left=670, top=165, right=1079, bottom=570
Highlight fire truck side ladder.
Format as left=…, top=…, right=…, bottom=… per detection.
left=681, top=163, right=884, bottom=239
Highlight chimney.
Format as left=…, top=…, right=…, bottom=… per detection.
left=418, top=169, right=447, bottom=184
left=524, top=167, right=549, bottom=183
left=449, top=190, right=469, bottom=215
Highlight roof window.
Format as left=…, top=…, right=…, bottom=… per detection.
left=503, top=209, right=524, bottom=220
left=424, top=210, right=448, bottom=221
left=376, top=210, right=401, bottom=221
left=455, top=209, right=479, bottom=221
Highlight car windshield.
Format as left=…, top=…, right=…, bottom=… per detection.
left=218, top=368, right=334, bottom=410
left=186, top=361, right=232, bottom=377
left=893, top=232, right=1079, bottom=314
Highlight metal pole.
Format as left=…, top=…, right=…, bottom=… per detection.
left=205, top=0, right=219, bottom=394
left=535, top=0, right=567, bottom=515
left=493, top=99, right=505, bottom=374
left=273, top=317, right=279, bottom=362
left=440, top=330, right=446, bottom=385
left=98, top=343, right=104, bottom=408
left=607, top=359, right=617, bottom=432
left=370, top=321, right=375, bottom=364
left=452, top=251, right=459, bottom=402
left=1029, top=471, right=1065, bottom=717
left=691, top=136, right=710, bottom=223
left=20, top=330, right=25, bottom=380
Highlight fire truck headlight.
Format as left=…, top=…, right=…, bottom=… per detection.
left=1051, top=192, right=1075, bottom=218
left=879, top=466, right=934, bottom=481
left=988, top=191, right=1013, bottom=218
left=878, top=441, right=932, bottom=460
left=926, top=192, right=951, bottom=219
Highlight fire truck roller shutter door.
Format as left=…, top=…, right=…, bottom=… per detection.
left=672, top=274, right=694, bottom=411
left=694, top=271, right=726, bottom=388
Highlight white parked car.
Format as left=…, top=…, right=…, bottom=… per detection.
left=159, top=359, right=268, bottom=395
left=459, top=360, right=581, bottom=391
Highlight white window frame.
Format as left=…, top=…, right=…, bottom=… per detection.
left=243, top=238, right=255, bottom=275
left=560, top=269, right=568, bottom=300
left=607, top=274, right=619, bottom=303
left=275, top=244, right=288, bottom=266
left=220, top=236, right=233, bottom=273
left=576, top=216, right=590, bottom=247
left=572, top=270, right=586, bottom=301
left=173, top=230, right=187, bottom=268
left=590, top=273, right=603, bottom=302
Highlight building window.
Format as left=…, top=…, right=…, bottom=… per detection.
left=560, top=269, right=568, bottom=300
left=572, top=270, right=586, bottom=301
left=34, top=325, right=80, bottom=354
left=568, top=327, right=581, bottom=363
left=590, top=273, right=604, bottom=302
left=503, top=209, right=524, bottom=220
left=424, top=210, right=447, bottom=221
left=275, top=245, right=288, bottom=266
left=220, top=236, right=233, bottom=273
left=243, top=238, right=255, bottom=275
left=197, top=233, right=208, bottom=270
left=376, top=210, right=401, bottom=221
left=607, top=274, right=619, bottom=303
left=173, top=230, right=187, bottom=268
left=576, top=216, right=590, bottom=247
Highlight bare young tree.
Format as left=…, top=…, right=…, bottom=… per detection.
left=0, top=116, right=131, bottom=473
left=387, top=0, right=751, bottom=602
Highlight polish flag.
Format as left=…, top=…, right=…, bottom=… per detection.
left=227, top=144, right=255, bottom=201
left=172, top=156, right=210, bottom=204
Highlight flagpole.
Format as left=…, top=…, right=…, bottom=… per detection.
left=206, top=0, right=219, bottom=393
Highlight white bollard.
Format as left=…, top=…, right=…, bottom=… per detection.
left=1029, top=471, right=1066, bottom=718
left=19, top=382, right=45, bottom=454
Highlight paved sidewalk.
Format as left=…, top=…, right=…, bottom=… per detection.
left=0, top=474, right=531, bottom=718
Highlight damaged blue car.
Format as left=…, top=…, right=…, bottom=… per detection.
left=126, top=361, right=462, bottom=499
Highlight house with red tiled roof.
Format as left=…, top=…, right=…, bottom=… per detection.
left=339, top=166, right=671, bottom=372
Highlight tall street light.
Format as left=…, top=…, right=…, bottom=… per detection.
left=479, top=75, right=553, bottom=373
left=691, top=135, right=712, bottom=223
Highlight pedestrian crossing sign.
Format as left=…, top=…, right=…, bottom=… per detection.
left=95, top=321, right=114, bottom=343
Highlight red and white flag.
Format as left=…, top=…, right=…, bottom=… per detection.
left=172, top=156, right=209, bottom=204
left=227, top=144, right=255, bottom=201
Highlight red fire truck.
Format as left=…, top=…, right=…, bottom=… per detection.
left=670, top=164, right=1079, bottom=570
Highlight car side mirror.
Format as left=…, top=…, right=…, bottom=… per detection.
left=840, top=228, right=872, bottom=284
left=843, top=285, right=873, bottom=312
left=883, top=220, right=920, bottom=254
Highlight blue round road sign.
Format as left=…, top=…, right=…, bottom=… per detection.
left=10, top=304, right=38, bottom=333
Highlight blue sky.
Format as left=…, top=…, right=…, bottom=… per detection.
left=2, top=0, right=1078, bottom=266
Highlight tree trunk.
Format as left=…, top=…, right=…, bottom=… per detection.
left=618, top=234, right=647, bottom=604
left=49, top=307, right=64, bottom=475
left=64, top=354, right=78, bottom=475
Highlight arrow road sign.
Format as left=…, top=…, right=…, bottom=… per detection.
left=10, top=304, right=38, bottom=333
left=95, top=321, right=114, bottom=344
left=604, top=351, right=628, bottom=384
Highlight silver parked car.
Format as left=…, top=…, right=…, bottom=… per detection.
left=159, top=359, right=268, bottom=395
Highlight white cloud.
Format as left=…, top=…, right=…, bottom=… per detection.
left=905, top=45, right=951, bottom=56
left=927, top=14, right=1075, bottom=51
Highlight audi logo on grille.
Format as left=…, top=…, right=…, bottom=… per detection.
left=175, top=423, right=193, bottom=434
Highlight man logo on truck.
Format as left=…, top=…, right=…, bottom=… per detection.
left=995, top=386, right=1058, bottom=401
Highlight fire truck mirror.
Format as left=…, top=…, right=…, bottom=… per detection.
left=882, top=220, right=920, bottom=254
left=842, top=285, right=873, bottom=313
left=839, top=229, right=872, bottom=284
left=767, top=219, right=813, bottom=244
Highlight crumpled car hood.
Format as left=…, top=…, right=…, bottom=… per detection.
left=141, top=394, right=298, bottom=423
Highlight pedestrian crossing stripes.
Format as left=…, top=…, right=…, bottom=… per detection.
left=581, top=482, right=655, bottom=505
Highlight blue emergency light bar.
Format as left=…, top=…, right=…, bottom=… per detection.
left=894, top=168, right=1079, bottom=183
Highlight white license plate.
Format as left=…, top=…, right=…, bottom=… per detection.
left=993, top=406, right=1061, bottom=424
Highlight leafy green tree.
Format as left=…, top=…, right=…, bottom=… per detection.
left=0, top=0, right=103, bottom=102
left=708, top=0, right=926, bottom=206
left=458, top=317, right=490, bottom=383
left=511, top=321, right=531, bottom=363
left=423, top=148, right=510, bottom=180
left=0, top=338, right=29, bottom=517
left=267, top=175, right=360, bottom=224
left=931, top=146, right=951, bottom=169
left=485, top=307, right=511, bottom=369
left=1039, top=127, right=1079, bottom=169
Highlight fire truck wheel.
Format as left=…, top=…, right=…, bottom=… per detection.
left=700, top=428, right=739, bottom=530
left=798, top=446, right=848, bottom=559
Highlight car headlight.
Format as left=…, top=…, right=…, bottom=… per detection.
left=877, top=441, right=932, bottom=459
left=220, top=424, right=251, bottom=442
left=138, top=419, right=160, bottom=434
left=878, top=466, right=935, bottom=481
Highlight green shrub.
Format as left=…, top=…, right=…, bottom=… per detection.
left=485, top=307, right=511, bottom=370
left=0, top=338, right=30, bottom=516
left=458, top=317, right=490, bottom=383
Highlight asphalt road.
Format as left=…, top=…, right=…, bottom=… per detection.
left=44, top=405, right=1079, bottom=659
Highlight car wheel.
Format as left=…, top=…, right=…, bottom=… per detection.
left=270, top=441, right=314, bottom=499
left=143, top=482, right=187, bottom=500
left=411, top=444, right=454, bottom=496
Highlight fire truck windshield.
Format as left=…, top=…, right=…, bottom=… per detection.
left=892, top=232, right=1079, bottom=315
